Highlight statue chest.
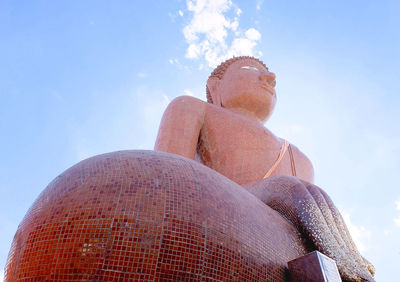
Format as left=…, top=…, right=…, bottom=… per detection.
left=196, top=111, right=282, bottom=184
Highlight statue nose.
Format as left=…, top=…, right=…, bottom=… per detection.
left=260, top=72, right=276, bottom=85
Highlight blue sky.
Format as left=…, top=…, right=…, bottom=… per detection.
left=1, top=0, right=399, bottom=280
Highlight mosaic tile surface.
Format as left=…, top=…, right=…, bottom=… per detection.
left=5, top=150, right=309, bottom=281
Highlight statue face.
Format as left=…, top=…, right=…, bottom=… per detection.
left=213, top=59, right=277, bottom=122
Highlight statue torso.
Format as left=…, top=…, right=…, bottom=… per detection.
left=197, top=104, right=294, bottom=185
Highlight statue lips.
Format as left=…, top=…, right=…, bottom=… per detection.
left=259, top=82, right=275, bottom=96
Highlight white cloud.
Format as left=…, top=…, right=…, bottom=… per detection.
left=245, top=28, right=261, bottom=41
left=137, top=72, right=147, bottom=78
left=0, top=269, right=3, bottom=282
left=183, top=0, right=262, bottom=67
left=162, top=94, right=171, bottom=104
left=169, top=10, right=185, bottom=22
left=342, top=212, right=371, bottom=253
left=256, top=0, right=264, bottom=11
left=394, top=200, right=400, bottom=227
left=168, top=58, right=189, bottom=71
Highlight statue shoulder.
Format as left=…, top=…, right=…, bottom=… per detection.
left=162, top=96, right=207, bottom=124
left=168, top=95, right=207, bottom=113
left=289, top=143, right=315, bottom=183
left=160, top=95, right=207, bottom=131
left=155, top=96, right=207, bottom=159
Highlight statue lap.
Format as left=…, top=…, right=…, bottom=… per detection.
left=5, top=150, right=309, bottom=281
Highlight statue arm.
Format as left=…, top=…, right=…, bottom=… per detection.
left=290, top=144, right=315, bottom=183
left=154, top=96, right=206, bottom=160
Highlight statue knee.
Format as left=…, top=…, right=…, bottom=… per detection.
left=248, top=175, right=305, bottom=205
left=267, top=175, right=309, bottom=198
left=273, top=176, right=327, bottom=204
left=269, top=175, right=303, bottom=187
left=298, top=180, right=331, bottom=202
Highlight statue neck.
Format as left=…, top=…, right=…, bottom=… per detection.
left=224, top=107, right=266, bottom=125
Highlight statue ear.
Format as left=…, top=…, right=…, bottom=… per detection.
left=207, top=78, right=222, bottom=107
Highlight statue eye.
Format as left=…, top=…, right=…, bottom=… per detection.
left=241, top=65, right=259, bottom=72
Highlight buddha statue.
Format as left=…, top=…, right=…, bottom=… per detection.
left=5, top=56, right=374, bottom=281
left=155, top=56, right=374, bottom=281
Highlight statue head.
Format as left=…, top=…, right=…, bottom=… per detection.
left=206, top=56, right=277, bottom=122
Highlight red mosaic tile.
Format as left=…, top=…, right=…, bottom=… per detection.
left=5, top=150, right=310, bottom=281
